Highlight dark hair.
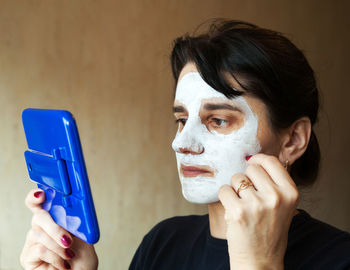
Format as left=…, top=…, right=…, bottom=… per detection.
left=170, top=19, right=320, bottom=187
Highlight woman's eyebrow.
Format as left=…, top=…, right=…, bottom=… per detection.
left=203, top=103, right=242, bottom=112
left=173, top=105, right=186, bottom=113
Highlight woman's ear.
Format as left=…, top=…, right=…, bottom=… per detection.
left=278, top=117, right=311, bottom=165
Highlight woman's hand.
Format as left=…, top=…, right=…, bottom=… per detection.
left=20, top=189, right=98, bottom=270
left=218, top=154, right=299, bottom=270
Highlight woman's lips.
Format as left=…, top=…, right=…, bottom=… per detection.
left=180, top=164, right=214, bottom=178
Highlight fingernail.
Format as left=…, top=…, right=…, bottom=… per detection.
left=61, top=235, right=72, bottom=247
left=64, top=260, right=71, bottom=269
left=34, top=191, right=43, bottom=198
left=245, top=155, right=252, bottom=161
left=65, top=248, right=75, bottom=259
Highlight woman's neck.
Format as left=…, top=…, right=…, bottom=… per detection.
left=208, top=202, right=300, bottom=240
left=208, top=201, right=227, bottom=239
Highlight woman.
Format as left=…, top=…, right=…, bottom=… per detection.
left=20, top=20, right=350, bottom=270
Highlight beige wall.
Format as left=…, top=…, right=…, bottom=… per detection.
left=0, top=0, right=349, bottom=269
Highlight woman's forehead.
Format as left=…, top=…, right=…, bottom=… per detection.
left=174, top=72, right=246, bottom=110
left=175, top=72, right=226, bottom=100
left=178, top=62, right=245, bottom=92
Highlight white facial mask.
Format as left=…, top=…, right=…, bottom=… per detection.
left=172, top=72, right=261, bottom=204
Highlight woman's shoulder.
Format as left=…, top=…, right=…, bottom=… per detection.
left=286, top=209, right=350, bottom=270
left=290, top=209, right=350, bottom=240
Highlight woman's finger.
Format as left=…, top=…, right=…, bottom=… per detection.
left=23, top=243, right=71, bottom=270
left=219, top=184, right=252, bottom=224
left=32, top=209, right=73, bottom=249
left=230, top=173, right=256, bottom=199
left=248, top=154, right=296, bottom=188
left=218, top=184, right=240, bottom=210
left=245, top=164, right=278, bottom=194
left=26, top=226, right=75, bottom=261
left=25, top=189, right=46, bottom=213
left=247, top=154, right=299, bottom=203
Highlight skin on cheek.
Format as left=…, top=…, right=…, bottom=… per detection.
left=245, top=96, right=281, bottom=156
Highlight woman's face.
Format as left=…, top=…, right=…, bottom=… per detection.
left=172, top=63, right=280, bottom=204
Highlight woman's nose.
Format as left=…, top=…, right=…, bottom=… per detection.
left=178, top=146, right=204, bottom=155
left=172, top=123, right=204, bottom=155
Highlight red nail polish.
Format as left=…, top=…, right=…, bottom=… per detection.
left=34, top=191, right=43, bottom=198
left=64, top=260, right=71, bottom=269
left=245, top=155, right=252, bottom=161
left=65, top=248, right=75, bottom=259
left=61, top=235, right=72, bottom=247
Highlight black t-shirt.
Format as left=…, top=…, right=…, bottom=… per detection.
left=129, top=209, right=350, bottom=270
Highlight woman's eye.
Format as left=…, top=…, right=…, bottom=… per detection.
left=175, top=118, right=187, bottom=126
left=211, top=118, right=228, bottom=127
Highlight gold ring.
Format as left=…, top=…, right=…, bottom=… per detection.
left=236, top=179, right=254, bottom=197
